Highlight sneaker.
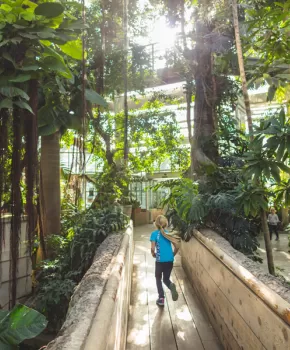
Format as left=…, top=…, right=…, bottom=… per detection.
left=156, top=298, right=165, bottom=306
left=275, top=237, right=279, bottom=241
left=170, top=283, right=179, bottom=301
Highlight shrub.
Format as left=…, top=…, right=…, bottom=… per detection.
left=35, top=206, right=128, bottom=331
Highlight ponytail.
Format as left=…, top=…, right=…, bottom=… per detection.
left=155, top=215, right=168, bottom=234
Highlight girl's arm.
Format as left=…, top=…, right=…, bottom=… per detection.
left=151, top=241, right=156, bottom=258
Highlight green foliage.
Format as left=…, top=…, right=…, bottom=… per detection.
left=235, top=184, right=268, bottom=217
left=34, top=3, right=64, bottom=18
left=155, top=176, right=260, bottom=255
left=0, top=304, right=47, bottom=349
left=35, top=206, right=128, bottom=330
left=245, top=0, right=290, bottom=100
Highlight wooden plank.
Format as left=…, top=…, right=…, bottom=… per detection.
left=174, top=267, right=219, bottom=343
left=130, top=255, right=148, bottom=306
left=127, top=253, right=150, bottom=350
left=146, top=254, right=178, bottom=350
left=165, top=274, right=204, bottom=350
left=126, top=305, right=150, bottom=350
left=198, top=245, right=290, bottom=350
left=202, top=340, right=224, bottom=350
left=182, top=261, right=239, bottom=350
left=196, top=260, right=265, bottom=350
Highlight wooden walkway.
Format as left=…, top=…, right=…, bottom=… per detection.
left=126, top=224, right=223, bottom=350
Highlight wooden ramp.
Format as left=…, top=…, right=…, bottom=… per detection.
left=126, top=225, right=223, bottom=350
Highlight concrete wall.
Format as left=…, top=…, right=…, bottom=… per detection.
left=181, top=229, right=290, bottom=350
left=46, top=223, right=134, bottom=350
left=84, top=223, right=134, bottom=350
left=0, top=216, right=32, bottom=309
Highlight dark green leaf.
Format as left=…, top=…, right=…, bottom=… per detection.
left=276, top=142, right=285, bottom=161
left=14, top=101, right=33, bottom=114
left=42, top=56, right=72, bottom=79
left=19, top=33, right=38, bottom=40
left=0, top=341, right=13, bottom=350
left=285, top=191, right=290, bottom=206
left=267, top=85, right=277, bottom=102
left=279, top=108, right=286, bottom=126
left=35, top=3, right=64, bottom=18
left=85, top=89, right=107, bottom=107
left=0, top=311, right=8, bottom=322
left=0, top=98, right=12, bottom=109
left=9, top=74, right=31, bottom=83
left=20, top=65, right=39, bottom=71
left=270, top=163, right=281, bottom=183
left=0, top=87, right=29, bottom=100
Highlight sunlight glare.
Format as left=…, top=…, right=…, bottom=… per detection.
left=177, top=331, right=185, bottom=341
left=176, top=305, right=192, bottom=322
left=127, top=326, right=149, bottom=346
left=151, top=17, right=177, bottom=49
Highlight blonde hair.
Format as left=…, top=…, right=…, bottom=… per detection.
left=270, top=207, right=276, bottom=212
left=155, top=215, right=168, bottom=234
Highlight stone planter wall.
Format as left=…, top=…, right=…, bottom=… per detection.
left=181, top=228, right=290, bottom=350
left=0, top=216, right=32, bottom=309
left=46, top=222, right=134, bottom=350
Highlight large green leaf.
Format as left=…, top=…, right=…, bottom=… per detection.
left=9, top=74, right=31, bottom=83
left=0, top=98, right=12, bottom=109
left=0, top=311, right=8, bottom=322
left=59, top=39, right=82, bottom=60
left=34, top=3, right=64, bottom=18
left=38, top=123, right=61, bottom=136
left=0, top=87, right=29, bottom=100
left=0, top=341, right=13, bottom=349
left=38, top=104, right=56, bottom=127
left=0, top=304, right=47, bottom=345
left=14, top=101, right=33, bottom=114
left=42, top=56, right=72, bottom=79
left=85, top=89, right=107, bottom=107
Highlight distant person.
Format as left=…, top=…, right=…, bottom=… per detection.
left=268, top=207, right=280, bottom=241
left=150, top=215, right=179, bottom=306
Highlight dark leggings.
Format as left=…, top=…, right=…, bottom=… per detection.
left=269, top=224, right=279, bottom=240
left=155, top=262, right=173, bottom=298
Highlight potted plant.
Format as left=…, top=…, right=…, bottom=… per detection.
left=132, top=199, right=141, bottom=214
left=120, top=195, right=133, bottom=218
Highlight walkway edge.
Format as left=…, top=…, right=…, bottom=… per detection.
left=84, top=223, right=134, bottom=350
left=192, top=228, right=290, bottom=325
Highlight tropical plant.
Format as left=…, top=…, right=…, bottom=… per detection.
left=239, top=112, right=290, bottom=274
left=0, top=304, right=47, bottom=349
left=35, top=206, right=128, bottom=330
left=0, top=0, right=87, bottom=307
left=153, top=175, right=261, bottom=255
left=244, top=0, right=290, bottom=101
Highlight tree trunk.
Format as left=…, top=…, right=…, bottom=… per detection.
left=25, top=80, right=38, bottom=258
left=186, top=85, right=194, bottom=177
left=260, top=209, right=275, bottom=275
left=281, top=207, right=289, bottom=227
left=232, top=0, right=253, bottom=137
left=123, top=0, right=129, bottom=162
left=10, top=109, right=22, bottom=307
left=193, top=21, right=218, bottom=170
left=40, top=132, right=61, bottom=236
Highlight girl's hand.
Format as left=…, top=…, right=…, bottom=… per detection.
left=152, top=251, right=156, bottom=258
